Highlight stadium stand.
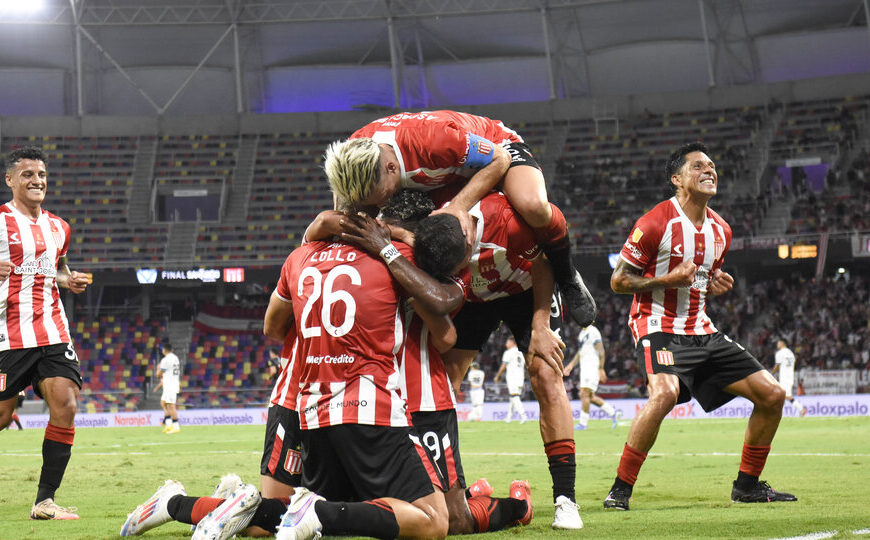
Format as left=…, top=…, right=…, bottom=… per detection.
left=2, top=93, right=868, bottom=411
left=71, top=315, right=166, bottom=413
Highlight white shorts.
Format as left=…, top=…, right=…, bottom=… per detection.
left=778, top=376, right=794, bottom=398
left=506, top=380, right=523, bottom=396
left=469, top=388, right=485, bottom=407
left=161, top=388, right=179, bottom=404
left=579, top=359, right=600, bottom=392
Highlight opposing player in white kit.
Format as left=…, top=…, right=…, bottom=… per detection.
left=771, top=339, right=806, bottom=417
left=494, top=337, right=527, bottom=423
left=154, top=343, right=181, bottom=434
left=563, top=324, right=621, bottom=430
left=466, top=363, right=486, bottom=422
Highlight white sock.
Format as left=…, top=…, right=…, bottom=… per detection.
left=164, top=418, right=172, bottom=427
left=793, top=400, right=805, bottom=413
left=511, top=396, right=526, bottom=419
left=579, top=411, right=590, bottom=428
left=600, top=402, right=616, bottom=417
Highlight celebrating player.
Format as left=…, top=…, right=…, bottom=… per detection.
left=339, top=191, right=583, bottom=530
left=602, top=142, right=797, bottom=510
left=0, top=146, right=92, bottom=520
left=323, top=110, right=596, bottom=327
left=562, top=324, right=622, bottom=430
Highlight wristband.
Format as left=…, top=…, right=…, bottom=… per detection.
left=379, top=243, right=402, bottom=265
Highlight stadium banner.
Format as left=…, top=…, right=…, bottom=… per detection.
left=798, top=369, right=859, bottom=394
left=14, top=395, right=870, bottom=429
left=16, top=407, right=269, bottom=430
left=453, top=394, right=870, bottom=423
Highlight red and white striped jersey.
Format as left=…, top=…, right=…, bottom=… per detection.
left=399, top=304, right=456, bottom=413
left=268, top=323, right=300, bottom=411
left=619, top=197, right=732, bottom=344
left=0, top=203, right=72, bottom=351
left=280, top=240, right=412, bottom=430
left=351, top=110, right=522, bottom=191
left=451, top=192, right=541, bottom=302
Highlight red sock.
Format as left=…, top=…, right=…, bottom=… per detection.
left=739, top=444, right=771, bottom=477
left=530, top=203, right=569, bottom=248
left=191, top=497, right=225, bottom=524
left=467, top=495, right=491, bottom=532
left=616, top=443, right=647, bottom=486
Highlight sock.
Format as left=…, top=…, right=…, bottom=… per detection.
left=600, top=403, right=616, bottom=417
left=467, top=496, right=527, bottom=532
left=511, top=396, right=526, bottom=419
left=167, top=495, right=223, bottom=524
left=532, top=204, right=573, bottom=284
left=616, top=443, right=647, bottom=486
left=164, top=416, right=171, bottom=426
left=578, top=411, right=589, bottom=428
left=315, top=499, right=400, bottom=539
left=793, top=400, right=805, bottom=413
left=173, top=419, right=180, bottom=427
left=248, top=497, right=292, bottom=531
left=544, top=439, right=576, bottom=502
left=36, top=424, right=74, bottom=503
left=738, top=444, right=771, bottom=479
left=12, top=412, right=22, bottom=429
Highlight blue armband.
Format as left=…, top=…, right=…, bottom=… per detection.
left=465, top=134, right=496, bottom=168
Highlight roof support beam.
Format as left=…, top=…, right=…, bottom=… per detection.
left=698, top=0, right=716, bottom=87
left=540, top=7, right=557, bottom=100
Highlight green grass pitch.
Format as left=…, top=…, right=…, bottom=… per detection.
left=1, top=416, right=869, bottom=539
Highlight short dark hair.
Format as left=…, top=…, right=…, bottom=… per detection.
left=379, top=190, right=435, bottom=229
left=665, top=141, right=709, bottom=190
left=161, top=343, right=173, bottom=352
left=414, top=213, right=466, bottom=282
left=4, top=146, right=48, bottom=173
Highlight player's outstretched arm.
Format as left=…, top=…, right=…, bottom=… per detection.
left=339, top=213, right=463, bottom=315
left=610, top=258, right=696, bottom=295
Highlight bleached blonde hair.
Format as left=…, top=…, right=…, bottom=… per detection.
left=323, top=138, right=381, bottom=204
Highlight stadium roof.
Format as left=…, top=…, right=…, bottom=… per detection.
left=0, top=0, right=868, bottom=115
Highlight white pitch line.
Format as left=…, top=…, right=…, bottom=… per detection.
left=768, top=532, right=837, bottom=540
left=853, top=529, right=870, bottom=535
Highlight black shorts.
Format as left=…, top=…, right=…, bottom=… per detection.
left=0, top=343, right=83, bottom=401
left=301, top=424, right=435, bottom=503
left=260, top=404, right=302, bottom=487
left=503, top=142, right=541, bottom=171
left=636, top=332, right=764, bottom=412
left=453, top=290, right=563, bottom=352
left=411, top=410, right=466, bottom=492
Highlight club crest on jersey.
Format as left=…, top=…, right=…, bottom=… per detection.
left=474, top=139, right=492, bottom=155
left=714, top=240, right=724, bottom=259
left=656, top=349, right=675, bottom=366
